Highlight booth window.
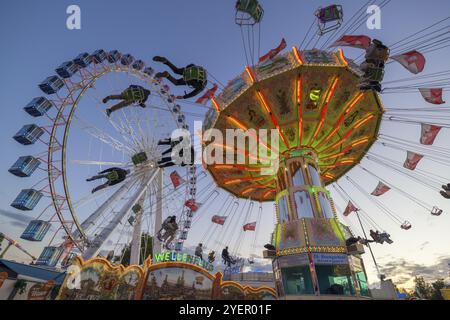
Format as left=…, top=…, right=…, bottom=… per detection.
left=318, top=192, right=334, bottom=218
left=282, top=266, right=315, bottom=295
left=308, top=164, right=322, bottom=186
left=356, top=271, right=370, bottom=297
left=278, top=195, right=290, bottom=223
left=293, top=191, right=314, bottom=218
left=316, top=264, right=356, bottom=296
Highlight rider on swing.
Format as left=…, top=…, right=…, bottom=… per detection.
left=157, top=215, right=178, bottom=249
left=102, top=85, right=151, bottom=117
left=86, top=167, right=130, bottom=194
left=222, top=246, right=236, bottom=267
left=153, top=56, right=207, bottom=99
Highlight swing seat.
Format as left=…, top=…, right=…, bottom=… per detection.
left=431, top=206, right=443, bottom=216
left=235, top=0, right=264, bottom=26
left=401, top=221, right=412, bottom=230
left=315, top=5, right=343, bottom=35
left=107, top=171, right=119, bottom=182
left=183, top=66, right=207, bottom=85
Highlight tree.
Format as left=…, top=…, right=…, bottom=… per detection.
left=114, top=233, right=153, bottom=266
left=413, top=276, right=432, bottom=299
left=430, top=279, right=445, bottom=300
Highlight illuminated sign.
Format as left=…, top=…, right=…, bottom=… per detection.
left=153, top=252, right=214, bottom=272
left=312, top=253, right=348, bottom=265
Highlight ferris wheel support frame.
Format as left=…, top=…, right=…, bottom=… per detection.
left=153, top=169, right=163, bottom=253
left=82, top=168, right=161, bottom=260
left=129, top=192, right=146, bottom=265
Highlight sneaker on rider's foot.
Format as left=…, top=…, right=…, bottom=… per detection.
left=440, top=190, right=450, bottom=199
left=153, top=56, right=168, bottom=63
left=442, top=184, right=450, bottom=191
left=155, top=71, right=169, bottom=78
left=102, top=97, right=109, bottom=104
left=106, top=109, right=112, bottom=117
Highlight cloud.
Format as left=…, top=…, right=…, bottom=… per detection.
left=379, top=256, right=450, bottom=288
left=0, top=209, right=33, bottom=230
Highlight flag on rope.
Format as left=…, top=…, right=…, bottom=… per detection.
left=195, top=84, right=219, bottom=105
left=420, top=123, right=442, bottom=145
left=403, top=151, right=424, bottom=170
left=390, top=50, right=426, bottom=74
left=418, top=88, right=445, bottom=105
left=243, top=221, right=257, bottom=231
left=211, top=215, right=227, bottom=225
left=170, top=171, right=184, bottom=188
left=371, top=181, right=391, bottom=196
left=185, top=199, right=201, bottom=212
left=259, top=38, right=287, bottom=64
left=343, top=201, right=358, bottom=216
left=329, top=35, right=372, bottom=50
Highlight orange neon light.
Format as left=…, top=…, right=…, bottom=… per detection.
left=246, top=66, right=256, bottom=83
left=315, top=92, right=365, bottom=149
left=351, top=137, right=370, bottom=148
left=256, top=91, right=290, bottom=148
left=227, top=116, right=248, bottom=130
left=297, top=76, right=303, bottom=145
left=263, top=189, right=276, bottom=199
left=311, top=76, right=340, bottom=142
left=353, top=114, right=375, bottom=129
left=337, top=49, right=348, bottom=66
left=211, top=97, right=221, bottom=112
left=293, top=47, right=304, bottom=65
left=242, top=187, right=255, bottom=195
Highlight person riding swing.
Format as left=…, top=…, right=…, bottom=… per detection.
left=86, top=167, right=130, bottom=194
left=153, top=56, right=207, bottom=99
left=102, top=85, right=151, bottom=117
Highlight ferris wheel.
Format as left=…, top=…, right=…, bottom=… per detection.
left=8, top=50, right=199, bottom=266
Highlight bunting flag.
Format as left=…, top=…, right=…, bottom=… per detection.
left=390, top=50, right=426, bottom=74
left=343, top=201, right=358, bottom=216
left=420, top=123, right=442, bottom=145
left=211, top=215, right=227, bottom=225
left=243, top=221, right=256, bottom=231
left=403, top=151, right=424, bottom=170
left=371, top=181, right=391, bottom=196
left=418, top=88, right=445, bottom=105
left=259, top=38, right=287, bottom=64
left=195, top=84, right=219, bottom=105
left=329, top=35, right=371, bottom=50
left=185, top=199, right=201, bottom=212
left=170, top=171, right=184, bottom=188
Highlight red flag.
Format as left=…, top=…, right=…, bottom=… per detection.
left=329, top=35, right=371, bottom=50
left=185, top=199, right=200, bottom=212
left=403, top=151, right=424, bottom=170
left=419, top=88, right=445, bottom=105
left=391, top=50, right=426, bottom=74
left=420, top=123, right=442, bottom=145
left=343, top=201, right=358, bottom=216
left=371, top=181, right=391, bottom=196
left=170, top=171, right=184, bottom=188
left=211, top=215, right=227, bottom=225
left=243, top=221, right=256, bottom=231
left=259, top=38, right=287, bottom=64
left=195, top=84, right=219, bottom=105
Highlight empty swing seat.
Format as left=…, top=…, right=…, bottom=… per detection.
left=74, top=52, right=93, bottom=68
left=143, top=67, right=154, bottom=77
left=35, top=246, right=63, bottom=267
left=120, top=54, right=134, bottom=66
left=184, top=221, right=191, bottom=229
left=20, top=220, right=51, bottom=241
left=175, top=242, right=184, bottom=251
left=13, top=124, right=44, bottom=145
left=107, top=50, right=122, bottom=63
left=180, top=231, right=188, bottom=240
left=56, top=61, right=78, bottom=79
left=132, top=59, right=145, bottom=71
left=24, top=97, right=52, bottom=117
left=132, top=203, right=142, bottom=213
left=39, top=76, right=64, bottom=94
left=11, top=189, right=43, bottom=211
left=8, top=156, right=41, bottom=177
left=92, top=49, right=107, bottom=64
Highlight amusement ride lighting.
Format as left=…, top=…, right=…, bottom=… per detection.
left=292, top=47, right=304, bottom=65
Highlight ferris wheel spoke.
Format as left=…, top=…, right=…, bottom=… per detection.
left=73, top=115, right=135, bottom=154
left=70, top=159, right=130, bottom=167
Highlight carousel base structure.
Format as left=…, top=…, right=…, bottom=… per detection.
left=57, top=255, right=277, bottom=300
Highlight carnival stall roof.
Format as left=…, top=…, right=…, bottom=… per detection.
left=0, top=259, right=65, bottom=285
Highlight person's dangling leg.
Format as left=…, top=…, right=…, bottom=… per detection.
left=107, top=100, right=133, bottom=116
left=92, top=182, right=109, bottom=194
left=103, top=94, right=124, bottom=104
left=86, top=173, right=109, bottom=182
left=153, top=57, right=185, bottom=75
